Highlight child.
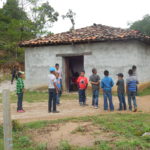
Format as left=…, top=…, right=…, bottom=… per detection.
left=16, top=71, right=25, bottom=113
left=126, top=69, right=139, bottom=112
left=77, top=70, right=88, bottom=106
left=56, top=72, right=62, bottom=105
left=101, top=70, right=114, bottom=111
left=89, top=68, right=100, bottom=109
left=48, top=67, right=59, bottom=113
left=116, top=73, right=126, bottom=110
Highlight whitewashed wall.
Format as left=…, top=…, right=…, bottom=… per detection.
left=25, top=40, right=150, bottom=89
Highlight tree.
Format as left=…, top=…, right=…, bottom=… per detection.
left=0, top=0, right=35, bottom=63
left=62, top=9, right=76, bottom=31
left=27, top=0, right=59, bottom=35
left=129, top=14, right=150, bottom=36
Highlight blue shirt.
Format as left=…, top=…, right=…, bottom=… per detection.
left=56, top=78, right=61, bottom=90
left=126, top=76, right=138, bottom=92
left=101, top=76, right=114, bottom=91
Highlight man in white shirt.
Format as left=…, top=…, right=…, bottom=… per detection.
left=48, top=67, right=59, bottom=113
left=55, top=63, right=62, bottom=93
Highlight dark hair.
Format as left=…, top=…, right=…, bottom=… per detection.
left=132, top=65, right=136, bottom=70
left=81, top=70, right=85, bottom=73
left=55, top=63, right=59, bottom=67
left=92, top=68, right=97, bottom=73
left=104, top=70, right=109, bottom=76
left=128, top=69, right=133, bottom=75
left=18, top=72, right=22, bottom=77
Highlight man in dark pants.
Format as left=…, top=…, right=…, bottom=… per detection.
left=11, top=66, right=18, bottom=84
left=48, top=67, right=59, bottom=113
left=126, top=69, right=139, bottom=112
left=89, top=68, right=100, bottom=109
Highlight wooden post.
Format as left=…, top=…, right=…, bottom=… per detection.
left=2, top=89, right=13, bottom=150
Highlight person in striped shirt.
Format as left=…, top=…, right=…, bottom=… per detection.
left=126, top=69, right=139, bottom=112
left=16, top=71, right=25, bottom=113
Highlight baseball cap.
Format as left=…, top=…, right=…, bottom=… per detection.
left=49, top=67, right=56, bottom=72
left=117, top=73, right=124, bottom=77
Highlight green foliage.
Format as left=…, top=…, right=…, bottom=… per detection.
left=27, top=0, right=59, bottom=35
left=62, top=9, right=76, bottom=30
left=0, top=125, right=3, bottom=138
left=16, top=136, right=32, bottom=147
left=0, top=0, right=59, bottom=65
left=58, top=140, right=72, bottom=150
left=12, top=120, right=25, bottom=132
left=129, top=14, right=150, bottom=36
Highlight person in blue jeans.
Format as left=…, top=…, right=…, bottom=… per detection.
left=116, top=73, right=126, bottom=110
left=101, top=70, right=114, bottom=111
left=89, top=68, right=100, bottom=109
left=56, top=72, right=62, bottom=105
left=126, top=69, right=139, bottom=112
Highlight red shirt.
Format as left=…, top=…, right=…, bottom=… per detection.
left=77, top=76, right=88, bottom=89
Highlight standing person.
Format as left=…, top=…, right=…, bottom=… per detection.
left=116, top=73, right=126, bottom=111
left=89, top=68, right=100, bottom=109
left=132, top=65, right=138, bottom=95
left=77, top=70, right=88, bottom=106
left=126, top=69, right=139, bottom=112
left=132, top=65, right=137, bottom=76
left=101, top=70, right=114, bottom=111
left=11, top=66, right=18, bottom=84
left=16, top=71, right=25, bottom=113
left=56, top=72, right=62, bottom=105
left=55, top=63, right=62, bottom=85
left=48, top=67, right=59, bottom=113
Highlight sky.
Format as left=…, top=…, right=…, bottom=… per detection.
left=0, top=0, right=150, bottom=33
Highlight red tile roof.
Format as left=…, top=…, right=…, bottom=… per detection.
left=19, top=24, right=150, bottom=47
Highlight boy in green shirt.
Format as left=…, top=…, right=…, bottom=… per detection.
left=16, top=71, right=25, bottom=113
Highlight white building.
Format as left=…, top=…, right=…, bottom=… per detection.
left=20, top=24, right=150, bottom=91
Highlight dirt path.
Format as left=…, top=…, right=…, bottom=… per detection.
left=0, top=81, right=16, bottom=93
left=0, top=95, right=150, bottom=123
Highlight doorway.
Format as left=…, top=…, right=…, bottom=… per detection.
left=64, top=56, right=84, bottom=92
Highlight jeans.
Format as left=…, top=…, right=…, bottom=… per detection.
left=48, top=89, right=57, bottom=112
left=118, top=93, right=126, bottom=110
left=78, top=89, right=86, bottom=104
left=17, top=93, right=23, bottom=110
left=56, top=91, right=61, bottom=104
left=92, top=89, right=99, bottom=107
left=128, top=91, right=137, bottom=110
left=103, top=90, right=114, bottom=111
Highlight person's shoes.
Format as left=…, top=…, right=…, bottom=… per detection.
left=94, top=106, right=98, bottom=109
left=83, top=103, right=88, bottom=106
left=118, top=109, right=122, bottom=111
left=53, top=111, right=60, bottom=113
left=17, top=110, right=25, bottom=113
left=79, top=102, right=83, bottom=106
left=133, top=108, right=137, bottom=112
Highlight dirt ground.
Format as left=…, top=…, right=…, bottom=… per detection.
left=0, top=95, right=150, bottom=123
left=30, top=122, right=117, bottom=149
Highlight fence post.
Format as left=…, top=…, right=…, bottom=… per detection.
left=2, top=89, right=13, bottom=150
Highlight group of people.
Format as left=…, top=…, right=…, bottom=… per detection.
left=48, top=64, right=138, bottom=113
left=14, top=63, right=138, bottom=113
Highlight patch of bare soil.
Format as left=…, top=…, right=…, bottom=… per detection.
left=0, top=95, right=150, bottom=123
left=29, top=122, right=116, bottom=150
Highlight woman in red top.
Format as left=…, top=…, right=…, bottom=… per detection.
left=77, top=70, right=88, bottom=106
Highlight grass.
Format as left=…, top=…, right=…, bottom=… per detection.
left=1, top=113, right=150, bottom=150
left=0, top=91, right=78, bottom=103
left=0, top=85, right=150, bottom=103
left=138, top=86, right=150, bottom=96
left=0, top=74, right=11, bottom=83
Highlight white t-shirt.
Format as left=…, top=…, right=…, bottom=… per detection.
left=48, top=74, right=56, bottom=89
left=56, top=68, right=62, bottom=79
